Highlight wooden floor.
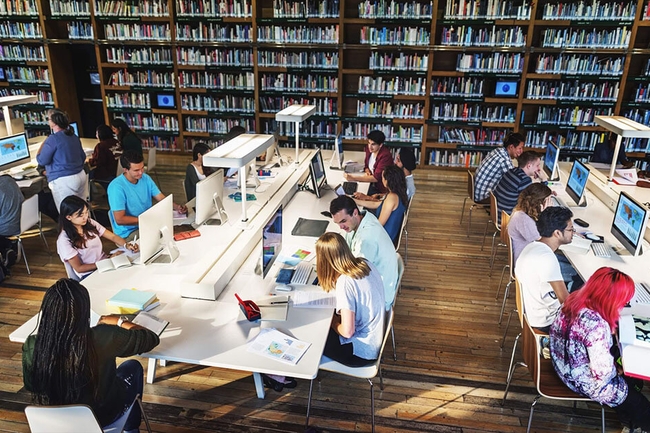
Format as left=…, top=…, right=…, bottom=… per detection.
left=0, top=168, right=639, bottom=432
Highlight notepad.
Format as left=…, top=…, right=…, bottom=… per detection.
left=107, top=289, right=157, bottom=311
left=96, top=254, right=132, bottom=273
left=132, top=311, right=169, bottom=336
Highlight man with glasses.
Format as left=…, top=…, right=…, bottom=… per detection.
left=344, top=130, right=393, bottom=195
left=515, top=207, right=574, bottom=332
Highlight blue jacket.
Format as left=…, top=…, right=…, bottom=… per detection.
left=36, top=131, right=86, bottom=182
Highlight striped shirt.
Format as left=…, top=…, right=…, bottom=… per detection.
left=474, top=147, right=514, bottom=202
left=493, top=167, right=532, bottom=221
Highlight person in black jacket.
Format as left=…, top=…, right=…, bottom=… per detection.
left=184, top=142, right=213, bottom=201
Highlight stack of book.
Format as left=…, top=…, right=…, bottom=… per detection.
left=107, top=289, right=159, bottom=314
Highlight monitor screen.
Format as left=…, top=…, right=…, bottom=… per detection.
left=495, top=81, right=518, bottom=97
left=138, top=195, right=175, bottom=265
left=89, top=72, right=100, bottom=85
left=543, top=140, right=560, bottom=181
left=0, top=133, right=30, bottom=172
left=155, top=93, right=176, bottom=109
left=611, top=191, right=649, bottom=256
left=335, top=133, right=343, bottom=165
left=309, top=148, right=327, bottom=198
left=262, top=205, right=282, bottom=278
left=565, top=159, right=590, bottom=206
left=195, top=169, right=225, bottom=226
left=70, top=121, right=79, bottom=136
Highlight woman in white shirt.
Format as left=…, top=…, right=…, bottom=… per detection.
left=316, top=232, right=385, bottom=366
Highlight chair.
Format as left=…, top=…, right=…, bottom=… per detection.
left=145, top=147, right=159, bottom=184
left=390, top=253, right=405, bottom=360
left=460, top=170, right=488, bottom=237
left=116, top=158, right=124, bottom=177
left=482, top=192, right=506, bottom=273
left=394, top=196, right=412, bottom=264
left=502, top=313, right=606, bottom=432
left=181, top=178, right=188, bottom=203
left=63, top=260, right=82, bottom=282
left=15, top=195, right=50, bottom=275
left=305, top=307, right=395, bottom=433
left=495, top=211, right=513, bottom=325
left=501, top=277, right=525, bottom=381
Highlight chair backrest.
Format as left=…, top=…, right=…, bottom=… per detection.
left=24, top=405, right=103, bottom=433
left=147, top=147, right=156, bottom=172
left=515, top=277, right=524, bottom=328
left=116, top=158, right=124, bottom=177
left=20, top=194, right=39, bottom=233
left=467, top=170, right=475, bottom=198
left=500, top=210, right=510, bottom=245
left=382, top=307, right=396, bottom=354
left=392, top=253, right=404, bottom=306
left=489, top=191, right=500, bottom=231
left=63, top=260, right=82, bottom=282
left=395, top=198, right=411, bottom=251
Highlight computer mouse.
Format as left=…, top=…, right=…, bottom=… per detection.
left=584, top=233, right=601, bottom=242
left=11, top=174, right=23, bottom=180
left=275, top=284, right=294, bottom=292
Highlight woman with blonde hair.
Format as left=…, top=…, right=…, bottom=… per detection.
left=508, top=182, right=553, bottom=265
left=316, top=232, right=385, bottom=367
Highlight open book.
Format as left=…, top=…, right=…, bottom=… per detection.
left=132, top=311, right=169, bottom=336
left=96, top=254, right=132, bottom=273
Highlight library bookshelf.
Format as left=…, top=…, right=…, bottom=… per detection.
left=3, top=0, right=650, bottom=168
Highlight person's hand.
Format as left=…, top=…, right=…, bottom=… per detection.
left=127, top=242, right=139, bottom=253
left=175, top=204, right=187, bottom=214
left=352, top=192, right=371, bottom=200
left=98, top=314, right=119, bottom=325
left=110, top=250, right=124, bottom=258
left=343, top=172, right=350, bottom=180
left=395, top=153, right=403, bottom=168
left=364, top=168, right=372, bottom=176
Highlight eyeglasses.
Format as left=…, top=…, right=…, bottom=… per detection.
left=564, top=226, right=576, bottom=233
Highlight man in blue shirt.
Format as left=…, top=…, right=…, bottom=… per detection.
left=493, top=151, right=544, bottom=221
left=108, top=151, right=186, bottom=241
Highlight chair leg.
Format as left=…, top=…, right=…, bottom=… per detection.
left=460, top=196, right=468, bottom=225
left=488, top=232, right=499, bottom=272
left=17, top=238, right=30, bottom=275
left=502, top=332, right=525, bottom=406
left=467, top=204, right=474, bottom=237
left=481, top=219, right=491, bottom=250
left=38, top=213, right=50, bottom=255
left=390, top=326, right=397, bottom=361
left=498, top=280, right=512, bottom=325
left=367, top=378, right=375, bottom=433
left=526, top=396, right=541, bottom=433
left=305, top=379, right=314, bottom=428
left=500, top=307, right=516, bottom=348
left=378, top=364, right=384, bottom=391
left=601, top=405, right=605, bottom=433
left=404, top=228, right=408, bottom=265
left=136, top=398, right=153, bottom=433
left=495, top=264, right=508, bottom=300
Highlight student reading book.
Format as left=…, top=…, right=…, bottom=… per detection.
left=96, top=253, right=132, bottom=273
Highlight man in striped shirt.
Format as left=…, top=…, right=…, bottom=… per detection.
left=473, top=132, right=525, bottom=203
left=493, top=151, right=545, bottom=222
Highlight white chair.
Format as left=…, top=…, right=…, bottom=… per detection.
left=116, top=158, right=124, bottom=177
left=63, top=260, right=82, bottom=282
left=15, top=195, right=50, bottom=275
left=305, top=308, right=395, bottom=433
left=395, top=196, right=412, bottom=264
left=145, top=147, right=159, bottom=184
left=390, top=253, right=405, bottom=361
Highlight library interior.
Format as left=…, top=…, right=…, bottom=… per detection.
left=3, top=0, right=650, bottom=431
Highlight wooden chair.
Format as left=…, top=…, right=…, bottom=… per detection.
left=495, top=210, right=513, bottom=325
left=14, top=195, right=50, bottom=275
left=460, top=170, right=487, bottom=237
left=482, top=192, right=506, bottom=273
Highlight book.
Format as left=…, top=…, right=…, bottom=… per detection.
left=246, top=328, right=311, bottom=365
left=558, top=235, right=591, bottom=255
left=107, top=289, right=157, bottom=311
left=96, top=253, right=132, bottom=273
left=132, top=311, right=169, bottom=336
left=173, top=229, right=201, bottom=241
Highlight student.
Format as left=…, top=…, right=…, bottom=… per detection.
left=352, top=165, right=408, bottom=245
left=507, top=183, right=554, bottom=265
left=330, top=196, right=398, bottom=310
left=0, top=175, right=23, bottom=269
left=88, top=124, right=122, bottom=186
left=474, top=132, right=525, bottom=203
left=316, top=232, right=385, bottom=367
left=22, top=278, right=159, bottom=432
left=57, top=195, right=137, bottom=279
left=515, top=207, right=573, bottom=332
left=591, top=133, right=634, bottom=168
left=493, top=150, right=545, bottom=221
left=111, top=118, right=142, bottom=156
left=395, top=148, right=416, bottom=200
left=550, top=267, right=650, bottom=430
left=344, top=130, right=393, bottom=195
left=184, top=143, right=213, bottom=201
left=108, top=151, right=187, bottom=241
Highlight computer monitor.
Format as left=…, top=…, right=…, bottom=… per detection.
left=70, top=121, right=79, bottom=136
left=154, top=93, right=176, bottom=109
left=138, top=195, right=179, bottom=264
left=565, top=159, right=590, bottom=206
left=611, top=191, right=649, bottom=256
left=544, top=140, right=560, bottom=181
left=308, top=148, right=327, bottom=198
left=195, top=170, right=227, bottom=226
left=495, top=80, right=518, bottom=97
left=262, top=205, right=282, bottom=278
left=330, top=133, right=344, bottom=169
left=0, top=133, right=30, bottom=172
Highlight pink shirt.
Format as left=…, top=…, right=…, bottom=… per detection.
left=56, top=219, right=106, bottom=278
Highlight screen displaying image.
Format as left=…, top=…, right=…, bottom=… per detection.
left=613, top=193, right=645, bottom=246
left=262, top=206, right=282, bottom=277
left=0, top=133, right=30, bottom=170
left=89, top=72, right=100, bottom=85
left=70, top=121, right=79, bottom=136
left=156, top=94, right=176, bottom=108
left=544, top=141, right=558, bottom=174
left=567, top=160, right=589, bottom=201
left=495, top=81, right=518, bottom=97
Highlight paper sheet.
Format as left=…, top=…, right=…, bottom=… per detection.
left=291, top=291, right=335, bottom=308
left=247, top=328, right=311, bottom=365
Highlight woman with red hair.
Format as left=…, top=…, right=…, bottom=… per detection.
left=550, top=267, right=650, bottom=430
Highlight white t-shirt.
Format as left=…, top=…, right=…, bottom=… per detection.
left=515, top=241, right=563, bottom=328
left=56, top=219, right=107, bottom=278
left=193, top=164, right=206, bottom=181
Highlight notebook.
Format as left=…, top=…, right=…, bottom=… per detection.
left=107, top=289, right=157, bottom=311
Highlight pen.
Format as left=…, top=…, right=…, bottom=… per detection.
left=131, top=235, right=138, bottom=246
left=256, top=301, right=289, bottom=306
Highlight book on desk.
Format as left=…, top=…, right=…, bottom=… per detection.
left=107, top=289, right=159, bottom=314
left=619, top=314, right=650, bottom=380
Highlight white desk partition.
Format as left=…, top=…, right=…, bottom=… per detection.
left=0, top=95, right=37, bottom=136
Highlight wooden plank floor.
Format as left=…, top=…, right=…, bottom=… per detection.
left=0, top=168, right=639, bottom=432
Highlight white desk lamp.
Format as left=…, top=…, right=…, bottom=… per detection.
left=594, top=116, right=650, bottom=182
left=275, top=104, right=316, bottom=165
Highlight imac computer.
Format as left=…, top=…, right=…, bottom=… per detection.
left=138, top=195, right=180, bottom=264
left=70, top=121, right=79, bottom=136
left=329, top=133, right=344, bottom=169
left=307, top=148, right=327, bottom=198
left=0, top=133, right=30, bottom=172
left=544, top=140, right=560, bottom=181
left=262, top=205, right=282, bottom=278
left=565, top=159, right=590, bottom=207
left=611, top=191, right=649, bottom=256
left=194, top=169, right=227, bottom=226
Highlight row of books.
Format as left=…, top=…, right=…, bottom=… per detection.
left=456, top=52, right=524, bottom=73
left=261, top=119, right=336, bottom=138
left=0, top=0, right=38, bottom=16
left=359, top=0, right=432, bottom=18
left=643, top=58, right=650, bottom=76
left=67, top=22, right=93, bottom=39
left=103, top=23, right=171, bottom=41
left=175, top=0, right=252, bottom=17
left=4, top=66, right=49, bottom=83
left=258, top=25, right=339, bottom=44
left=258, top=50, right=338, bottom=69
left=430, top=103, right=516, bottom=122
left=541, top=27, right=630, bottom=49
left=429, top=149, right=484, bottom=167
left=439, top=126, right=510, bottom=145
left=360, top=26, right=429, bottom=45
left=534, top=106, right=614, bottom=125
left=177, top=47, right=253, bottom=66
left=0, top=21, right=42, bottom=38
left=180, top=94, right=255, bottom=112
left=624, top=108, right=650, bottom=126
left=443, top=0, right=530, bottom=19
left=106, top=92, right=151, bottom=109
left=356, top=100, right=424, bottom=119
left=274, top=0, right=339, bottom=18
left=259, top=96, right=337, bottom=115
left=342, top=123, right=422, bottom=141
left=260, top=73, right=338, bottom=92
left=106, top=47, right=173, bottom=65
left=358, top=75, right=426, bottom=95
left=525, top=129, right=605, bottom=149
left=369, top=51, right=428, bottom=71
left=0, top=88, right=53, bottom=105
left=178, top=71, right=254, bottom=89
left=122, top=113, right=179, bottom=132
left=440, top=25, right=526, bottom=47
left=185, top=116, right=255, bottom=133
left=50, top=0, right=91, bottom=16
left=143, top=136, right=180, bottom=150
left=12, top=110, right=48, bottom=127
left=525, top=80, right=619, bottom=101
left=534, top=53, right=624, bottom=75
left=540, top=1, right=636, bottom=21
left=431, top=77, right=484, bottom=97
left=0, top=43, right=45, bottom=61
left=106, top=69, right=174, bottom=87
left=93, top=0, right=169, bottom=17
left=176, top=23, right=252, bottom=42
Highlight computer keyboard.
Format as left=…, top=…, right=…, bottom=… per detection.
left=343, top=181, right=358, bottom=195
left=291, top=262, right=313, bottom=285
left=591, top=242, right=613, bottom=258
left=634, top=283, right=650, bottom=305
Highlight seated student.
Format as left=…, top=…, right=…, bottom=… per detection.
left=474, top=132, right=525, bottom=203
left=395, top=148, right=416, bottom=200
left=316, top=232, right=385, bottom=367
left=591, top=133, right=634, bottom=169
left=22, top=278, right=160, bottom=432
left=57, top=195, right=137, bottom=279
left=184, top=142, right=214, bottom=201
left=344, top=130, right=393, bottom=195
left=550, top=267, right=650, bottom=431
left=0, top=175, right=24, bottom=269
left=88, top=124, right=122, bottom=187
left=515, top=207, right=574, bottom=333
left=108, top=151, right=187, bottom=241
left=493, top=151, right=545, bottom=221
left=352, top=165, right=408, bottom=245
left=111, top=118, right=142, bottom=156
left=508, top=183, right=553, bottom=265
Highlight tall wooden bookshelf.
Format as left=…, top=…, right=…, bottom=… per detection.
left=10, top=0, right=650, bottom=168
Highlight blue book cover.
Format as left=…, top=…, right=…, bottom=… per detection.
left=107, top=289, right=156, bottom=310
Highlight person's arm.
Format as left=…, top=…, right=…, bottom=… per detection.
left=67, top=254, right=97, bottom=274
left=88, top=143, right=100, bottom=167
left=185, top=164, right=199, bottom=200
left=112, top=210, right=139, bottom=226
left=353, top=197, right=382, bottom=210
left=344, top=171, right=378, bottom=183
left=549, top=280, right=570, bottom=303
left=153, top=192, right=187, bottom=214
left=97, top=315, right=160, bottom=356
left=101, top=229, right=138, bottom=252
left=333, top=308, right=355, bottom=339
left=35, top=137, right=54, bottom=166
left=375, top=193, right=398, bottom=226
left=371, top=148, right=393, bottom=187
